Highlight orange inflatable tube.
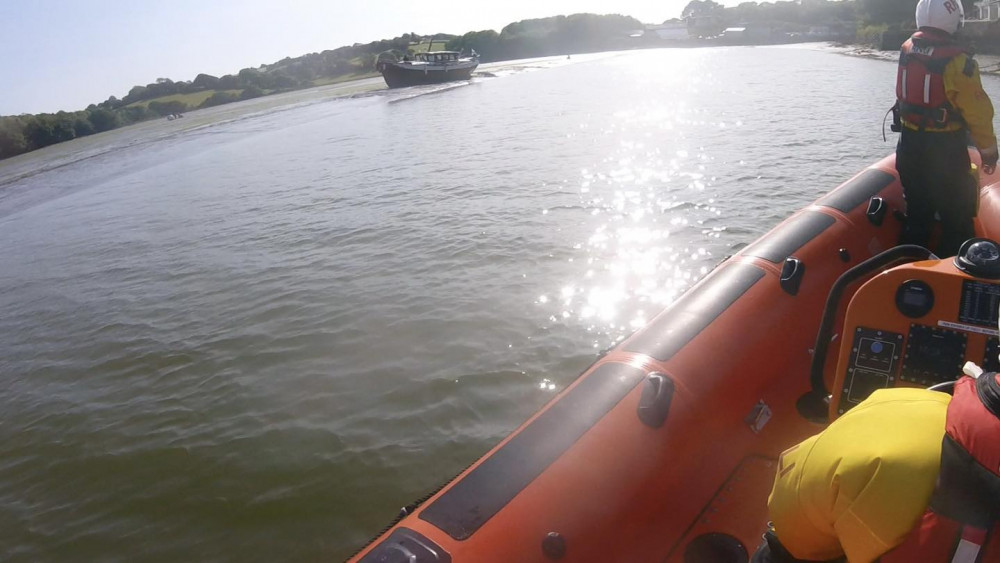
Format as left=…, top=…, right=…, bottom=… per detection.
left=350, top=150, right=1000, bottom=563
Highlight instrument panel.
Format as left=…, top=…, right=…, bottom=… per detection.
left=900, top=325, right=967, bottom=386
left=841, top=328, right=901, bottom=410
left=832, top=261, right=1000, bottom=416
left=959, top=280, right=1000, bottom=327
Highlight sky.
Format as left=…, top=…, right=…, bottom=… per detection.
left=0, top=0, right=749, bottom=116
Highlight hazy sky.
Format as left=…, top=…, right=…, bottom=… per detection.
left=0, top=0, right=748, bottom=115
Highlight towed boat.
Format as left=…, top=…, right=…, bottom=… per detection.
left=376, top=51, right=479, bottom=89
left=351, top=150, right=1000, bottom=562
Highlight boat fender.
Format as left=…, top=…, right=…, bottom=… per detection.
left=637, top=373, right=675, bottom=428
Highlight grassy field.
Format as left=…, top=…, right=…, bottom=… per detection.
left=126, top=90, right=243, bottom=109
left=128, top=74, right=379, bottom=112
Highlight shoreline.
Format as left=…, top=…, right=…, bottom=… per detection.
left=0, top=77, right=388, bottom=189
left=0, top=53, right=602, bottom=188
left=832, top=42, right=1000, bottom=75
left=11, top=42, right=992, bottom=193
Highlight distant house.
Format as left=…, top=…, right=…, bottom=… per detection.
left=722, top=23, right=778, bottom=44
left=722, top=27, right=748, bottom=41
left=645, top=20, right=689, bottom=41
left=974, top=0, right=1000, bottom=21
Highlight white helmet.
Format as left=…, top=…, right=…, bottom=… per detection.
left=916, top=0, right=965, bottom=35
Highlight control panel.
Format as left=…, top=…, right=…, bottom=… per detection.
left=837, top=328, right=902, bottom=414
left=899, top=325, right=966, bottom=386
left=831, top=259, right=1000, bottom=417
left=959, top=280, right=1000, bottom=327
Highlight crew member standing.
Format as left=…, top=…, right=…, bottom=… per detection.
left=896, top=0, right=998, bottom=257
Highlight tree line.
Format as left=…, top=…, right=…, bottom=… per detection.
left=0, top=32, right=432, bottom=160
left=1, top=13, right=657, bottom=160
left=682, top=0, right=855, bottom=29
left=445, top=13, right=641, bottom=62
left=680, top=0, right=975, bottom=28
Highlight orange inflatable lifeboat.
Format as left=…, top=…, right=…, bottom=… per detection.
left=350, top=151, right=1000, bottom=562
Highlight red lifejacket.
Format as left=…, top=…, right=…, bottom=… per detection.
left=881, top=373, right=1000, bottom=562
left=896, top=29, right=969, bottom=130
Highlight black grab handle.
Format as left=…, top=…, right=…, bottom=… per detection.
left=804, top=245, right=935, bottom=407
left=637, top=373, right=674, bottom=428
left=866, top=196, right=887, bottom=226
left=780, top=257, right=805, bottom=295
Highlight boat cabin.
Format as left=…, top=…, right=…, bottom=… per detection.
left=414, top=51, right=461, bottom=64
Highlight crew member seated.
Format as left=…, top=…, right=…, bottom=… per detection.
left=755, top=369, right=1000, bottom=562
left=754, top=354, right=1000, bottom=561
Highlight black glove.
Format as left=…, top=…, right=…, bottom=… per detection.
left=750, top=529, right=847, bottom=563
left=981, top=146, right=999, bottom=174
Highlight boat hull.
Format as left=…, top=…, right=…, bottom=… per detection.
left=379, top=61, right=478, bottom=88
left=352, top=151, right=1000, bottom=562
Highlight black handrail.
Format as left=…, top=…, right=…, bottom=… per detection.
left=808, top=245, right=935, bottom=399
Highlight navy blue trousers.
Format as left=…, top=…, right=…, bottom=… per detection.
left=896, top=128, right=977, bottom=257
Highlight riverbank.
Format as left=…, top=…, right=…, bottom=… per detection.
left=833, top=42, right=1000, bottom=75
left=0, top=78, right=384, bottom=188
left=0, top=52, right=601, bottom=220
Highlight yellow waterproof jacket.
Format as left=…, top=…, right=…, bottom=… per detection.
left=767, top=388, right=951, bottom=563
left=901, top=51, right=997, bottom=151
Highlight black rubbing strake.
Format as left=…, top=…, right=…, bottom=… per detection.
left=419, top=363, right=647, bottom=540
left=817, top=169, right=896, bottom=213
left=742, top=211, right=835, bottom=264
left=623, top=263, right=765, bottom=361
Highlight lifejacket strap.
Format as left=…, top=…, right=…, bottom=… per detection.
left=899, top=101, right=963, bottom=128
left=950, top=525, right=987, bottom=563
left=931, top=435, right=1000, bottom=528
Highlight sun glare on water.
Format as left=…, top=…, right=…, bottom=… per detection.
left=535, top=72, right=735, bottom=368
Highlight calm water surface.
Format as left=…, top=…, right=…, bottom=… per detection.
left=2, top=46, right=994, bottom=561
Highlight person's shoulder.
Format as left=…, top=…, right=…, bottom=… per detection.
left=945, top=51, right=979, bottom=78
left=860, top=387, right=952, bottom=408
left=962, top=54, right=979, bottom=78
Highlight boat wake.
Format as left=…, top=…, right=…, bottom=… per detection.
left=386, top=82, right=473, bottom=104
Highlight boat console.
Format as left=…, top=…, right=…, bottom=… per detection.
left=829, top=239, right=1000, bottom=417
